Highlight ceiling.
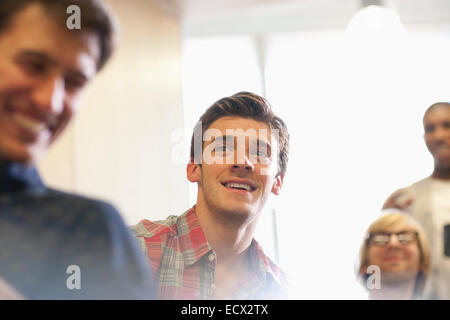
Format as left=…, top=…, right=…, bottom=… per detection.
left=162, top=0, right=450, bottom=36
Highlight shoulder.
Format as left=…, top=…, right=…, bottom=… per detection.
left=409, top=176, right=433, bottom=190
left=251, top=240, right=288, bottom=286
left=130, top=214, right=180, bottom=239
left=251, top=246, right=290, bottom=299
left=266, top=255, right=289, bottom=286
left=387, top=176, right=431, bottom=198
left=43, top=188, right=132, bottom=242
left=45, top=188, right=122, bottom=221
left=129, top=213, right=190, bottom=276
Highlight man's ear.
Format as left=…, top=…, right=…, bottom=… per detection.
left=187, top=160, right=201, bottom=183
left=271, top=173, right=284, bottom=195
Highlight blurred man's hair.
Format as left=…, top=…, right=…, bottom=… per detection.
left=423, top=101, right=450, bottom=119
left=190, top=91, right=290, bottom=176
left=0, top=0, right=118, bottom=71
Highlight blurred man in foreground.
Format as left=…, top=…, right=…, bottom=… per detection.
left=0, top=0, right=155, bottom=299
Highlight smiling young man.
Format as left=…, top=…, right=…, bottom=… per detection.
left=382, top=102, right=450, bottom=299
left=0, top=0, right=155, bottom=299
left=132, top=92, right=290, bottom=299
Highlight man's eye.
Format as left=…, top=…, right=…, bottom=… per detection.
left=65, top=77, right=85, bottom=91
left=425, top=125, right=435, bottom=133
left=251, top=148, right=269, bottom=158
left=257, top=151, right=268, bottom=157
left=20, top=61, right=48, bottom=75
left=214, top=145, right=232, bottom=153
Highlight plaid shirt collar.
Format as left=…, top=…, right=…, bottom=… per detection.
left=179, top=206, right=284, bottom=286
left=178, top=207, right=213, bottom=267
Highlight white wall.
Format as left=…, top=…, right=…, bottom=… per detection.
left=39, top=0, right=189, bottom=225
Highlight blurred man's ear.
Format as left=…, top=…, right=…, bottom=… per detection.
left=271, top=173, right=284, bottom=195
left=187, top=159, right=201, bottom=183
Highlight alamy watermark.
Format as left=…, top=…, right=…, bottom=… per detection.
left=66, top=5, right=81, bottom=30
left=66, top=265, right=81, bottom=290
left=366, top=265, right=381, bottom=290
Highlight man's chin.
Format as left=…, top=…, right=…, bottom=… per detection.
left=218, top=204, right=257, bottom=221
left=434, top=161, right=450, bottom=174
left=0, top=143, right=41, bottom=165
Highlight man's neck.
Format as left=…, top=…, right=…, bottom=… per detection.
left=432, top=166, right=450, bottom=180
left=194, top=197, right=260, bottom=299
left=194, top=198, right=258, bottom=265
left=0, top=157, right=33, bottom=168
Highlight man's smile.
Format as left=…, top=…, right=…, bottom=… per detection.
left=221, top=178, right=257, bottom=193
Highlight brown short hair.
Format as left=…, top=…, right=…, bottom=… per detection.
left=190, top=92, right=290, bottom=176
left=0, top=0, right=118, bottom=71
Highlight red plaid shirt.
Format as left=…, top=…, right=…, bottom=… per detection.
left=131, top=207, right=289, bottom=299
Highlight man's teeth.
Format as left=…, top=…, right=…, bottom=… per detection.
left=12, top=113, right=47, bottom=133
left=225, top=183, right=252, bottom=191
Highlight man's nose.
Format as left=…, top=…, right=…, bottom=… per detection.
left=31, top=76, right=65, bottom=116
left=232, top=152, right=255, bottom=172
left=387, top=234, right=401, bottom=247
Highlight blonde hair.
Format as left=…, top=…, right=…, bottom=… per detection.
left=358, top=211, right=431, bottom=296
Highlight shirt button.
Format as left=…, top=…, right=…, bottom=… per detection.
left=208, top=254, right=215, bottom=262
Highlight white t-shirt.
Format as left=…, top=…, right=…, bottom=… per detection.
left=430, top=179, right=450, bottom=299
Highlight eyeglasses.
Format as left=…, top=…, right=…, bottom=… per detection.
left=369, top=231, right=418, bottom=246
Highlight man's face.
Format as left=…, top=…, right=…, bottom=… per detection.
left=423, top=105, right=450, bottom=170
left=0, top=3, right=99, bottom=164
left=367, top=223, right=421, bottom=284
left=187, top=116, right=284, bottom=221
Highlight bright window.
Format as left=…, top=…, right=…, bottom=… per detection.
left=181, top=24, right=450, bottom=299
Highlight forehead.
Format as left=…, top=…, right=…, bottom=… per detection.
left=424, top=104, right=450, bottom=123
left=0, top=3, right=100, bottom=78
left=208, top=116, right=271, bottom=136
left=372, top=221, right=416, bottom=234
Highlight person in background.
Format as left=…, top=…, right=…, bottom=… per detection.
left=0, top=0, right=155, bottom=299
left=358, top=211, right=431, bottom=299
left=132, top=92, right=290, bottom=299
left=382, top=102, right=450, bottom=299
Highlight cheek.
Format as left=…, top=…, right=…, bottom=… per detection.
left=424, top=136, right=433, bottom=147
left=262, top=173, right=279, bottom=192
left=0, top=63, right=29, bottom=91
left=199, top=165, right=223, bottom=185
left=49, top=103, right=76, bottom=142
left=58, top=105, right=74, bottom=127
left=367, top=247, right=383, bottom=266
left=258, top=160, right=278, bottom=176
left=406, top=246, right=421, bottom=266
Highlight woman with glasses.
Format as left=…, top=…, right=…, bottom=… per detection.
left=357, top=211, right=431, bottom=299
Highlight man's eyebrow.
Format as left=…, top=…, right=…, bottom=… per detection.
left=208, top=135, right=272, bottom=149
left=208, top=135, right=233, bottom=144
left=65, top=69, right=89, bottom=83
left=16, top=50, right=57, bottom=66
left=16, top=49, right=91, bottom=82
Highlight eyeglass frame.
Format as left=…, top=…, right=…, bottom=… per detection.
left=367, top=230, right=419, bottom=246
